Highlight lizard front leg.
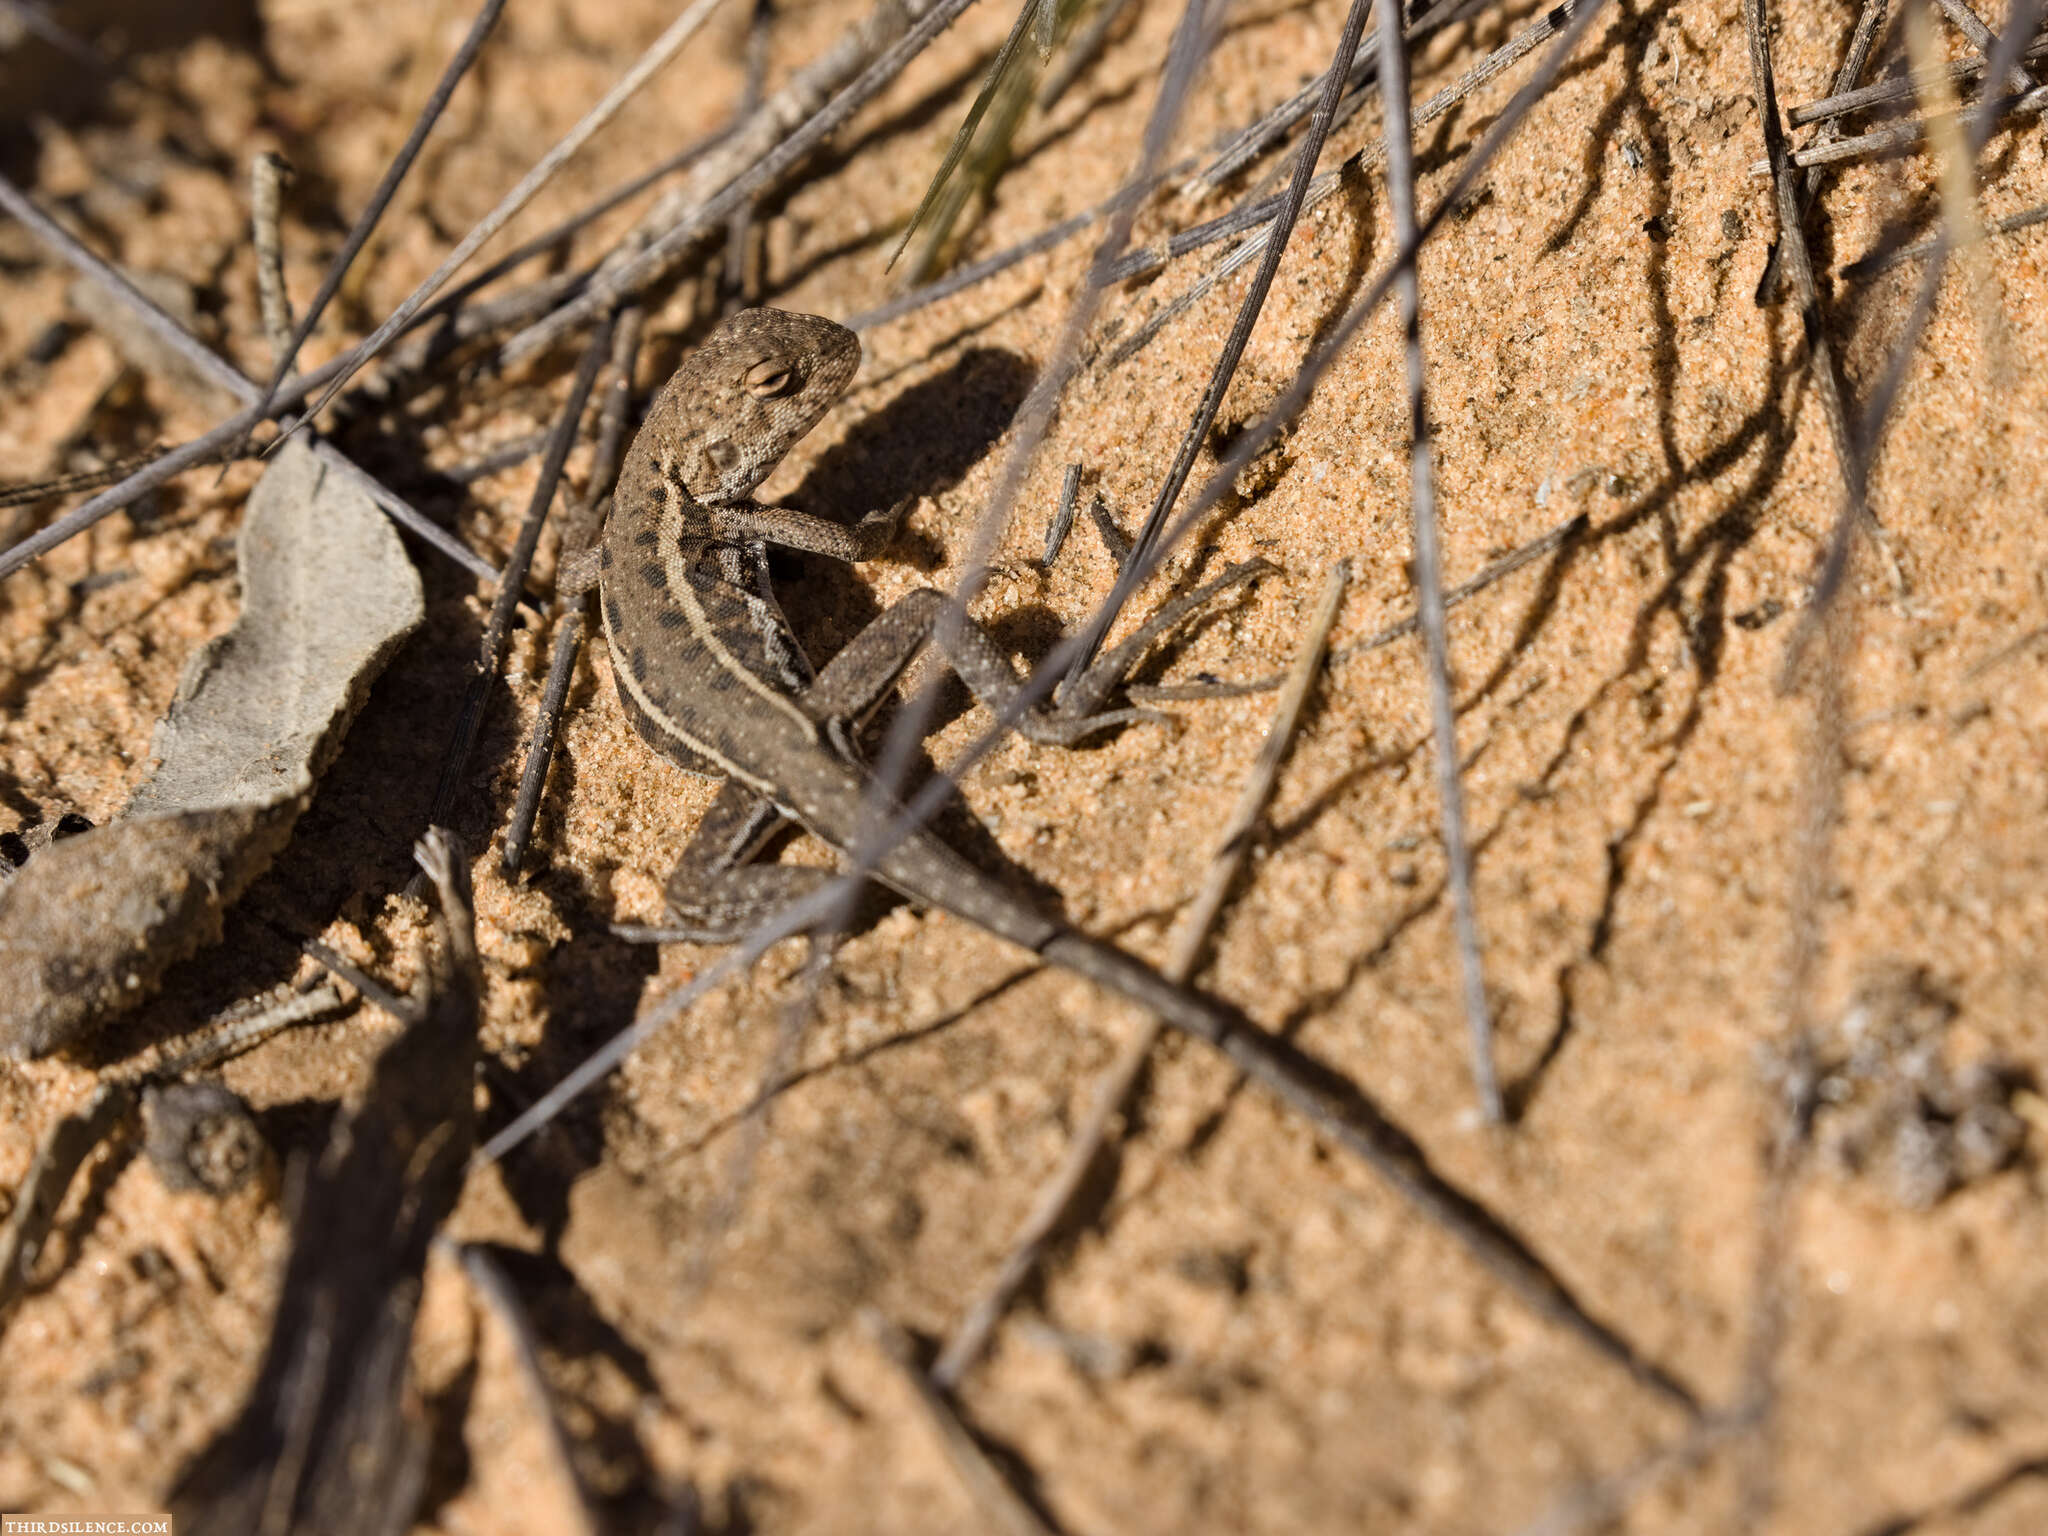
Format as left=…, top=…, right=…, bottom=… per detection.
left=709, top=497, right=909, bottom=562
left=807, top=559, right=1276, bottom=747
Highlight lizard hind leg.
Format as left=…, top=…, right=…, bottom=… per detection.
left=614, top=778, right=836, bottom=944
left=813, top=587, right=1169, bottom=750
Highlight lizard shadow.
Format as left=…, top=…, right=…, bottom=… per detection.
left=775, top=345, right=1036, bottom=656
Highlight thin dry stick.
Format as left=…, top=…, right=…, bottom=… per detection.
left=322, top=269, right=591, bottom=433
left=141, top=985, right=349, bottom=1081
left=427, top=311, right=617, bottom=833
left=301, top=935, right=417, bottom=1023
left=503, top=305, right=647, bottom=879
left=1040, top=461, right=1083, bottom=567
left=250, top=152, right=297, bottom=365
left=1757, top=0, right=1894, bottom=303
left=420, top=128, right=736, bottom=327
left=1180, top=0, right=1502, bottom=199
left=1376, top=0, right=1500, bottom=1121
left=286, top=0, right=731, bottom=440
left=846, top=162, right=1197, bottom=332
left=1064, top=0, right=1376, bottom=685
left=442, top=430, right=551, bottom=485
left=1332, top=512, right=1586, bottom=665
left=720, top=0, right=778, bottom=310
left=237, top=0, right=509, bottom=454
left=1787, top=34, right=2048, bottom=125
left=1743, top=0, right=1867, bottom=579
left=0, top=447, right=168, bottom=510
left=932, top=559, right=1349, bottom=1390
left=1773, top=85, right=2046, bottom=169
left=505, top=0, right=982, bottom=363
left=1128, top=511, right=1585, bottom=702
left=1847, top=198, right=2048, bottom=274
left=863, top=1310, right=1055, bottom=1536
left=1101, top=0, right=1600, bottom=367
left=1792, top=0, right=2044, bottom=655
left=0, top=173, right=495, bottom=583
left=1935, top=0, right=2040, bottom=89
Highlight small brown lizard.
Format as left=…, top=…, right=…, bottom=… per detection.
left=589, top=306, right=1365, bottom=1139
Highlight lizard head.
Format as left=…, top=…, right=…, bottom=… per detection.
left=652, top=307, right=861, bottom=503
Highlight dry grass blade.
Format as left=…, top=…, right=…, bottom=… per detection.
left=887, top=0, right=1055, bottom=272
left=503, top=306, right=647, bottom=879
left=0, top=174, right=496, bottom=583
left=1064, top=0, right=1377, bottom=684
left=426, top=310, right=617, bottom=835
left=249, top=152, right=297, bottom=366
left=1374, top=0, right=1500, bottom=1121
left=505, top=0, right=985, bottom=363
left=285, top=0, right=728, bottom=441
left=932, top=560, right=1349, bottom=1390
left=1101, top=0, right=1604, bottom=367
left=234, top=0, right=508, bottom=459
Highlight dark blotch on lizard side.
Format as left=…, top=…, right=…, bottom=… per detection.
left=641, top=562, right=666, bottom=591
left=633, top=527, right=659, bottom=548
left=656, top=607, right=687, bottom=630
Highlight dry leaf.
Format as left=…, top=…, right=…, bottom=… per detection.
left=0, top=441, right=423, bottom=1056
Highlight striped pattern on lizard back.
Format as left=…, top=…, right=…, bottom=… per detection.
left=598, top=307, right=860, bottom=803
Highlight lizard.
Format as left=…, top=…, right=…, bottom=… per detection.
left=585, top=309, right=1432, bottom=1198
left=568, top=308, right=1684, bottom=1397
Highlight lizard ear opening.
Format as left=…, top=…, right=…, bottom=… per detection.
left=744, top=358, right=802, bottom=398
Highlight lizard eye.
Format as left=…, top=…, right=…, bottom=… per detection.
left=745, top=359, right=802, bottom=398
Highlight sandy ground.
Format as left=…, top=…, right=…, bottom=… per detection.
left=2, top=0, right=2047, bottom=1530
